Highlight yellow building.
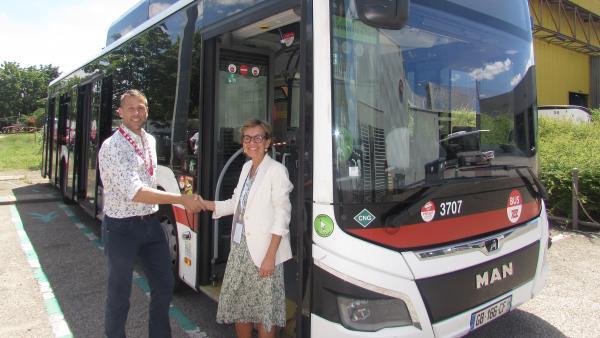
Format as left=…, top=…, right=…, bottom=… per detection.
left=529, top=0, right=600, bottom=108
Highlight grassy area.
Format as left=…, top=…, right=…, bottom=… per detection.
left=0, top=133, right=43, bottom=170
left=539, top=116, right=600, bottom=219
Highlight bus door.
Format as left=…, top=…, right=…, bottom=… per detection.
left=203, top=7, right=304, bottom=332
left=56, top=94, right=70, bottom=193
left=65, top=87, right=80, bottom=201
left=84, top=77, right=113, bottom=217
left=51, top=99, right=60, bottom=183
left=75, top=82, right=94, bottom=214
left=42, top=97, right=57, bottom=179
left=210, top=48, right=271, bottom=281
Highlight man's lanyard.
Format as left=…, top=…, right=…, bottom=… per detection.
left=118, top=127, right=154, bottom=176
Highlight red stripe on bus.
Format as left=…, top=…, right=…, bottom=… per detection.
left=173, top=205, right=197, bottom=232
left=346, top=201, right=540, bottom=249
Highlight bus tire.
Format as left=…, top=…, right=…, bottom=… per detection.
left=157, top=203, right=185, bottom=292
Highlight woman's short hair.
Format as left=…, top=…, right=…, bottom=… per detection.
left=239, top=119, right=272, bottom=141
left=120, top=89, right=148, bottom=107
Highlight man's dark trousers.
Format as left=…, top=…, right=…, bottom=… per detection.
left=102, top=214, right=174, bottom=338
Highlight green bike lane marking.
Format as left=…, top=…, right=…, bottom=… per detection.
left=10, top=205, right=73, bottom=338
left=57, top=204, right=208, bottom=338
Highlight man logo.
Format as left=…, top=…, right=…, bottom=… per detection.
left=485, top=238, right=499, bottom=253
left=476, top=262, right=513, bottom=289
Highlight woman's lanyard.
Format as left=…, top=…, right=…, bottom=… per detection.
left=118, top=127, right=154, bottom=176
left=235, top=171, right=253, bottom=221
left=234, top=160, right=262, bottom=219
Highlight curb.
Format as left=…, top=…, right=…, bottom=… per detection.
left=0, top=175, right=49, bottom=182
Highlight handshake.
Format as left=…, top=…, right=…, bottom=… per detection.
left=179, top=194, right=214, bottom=213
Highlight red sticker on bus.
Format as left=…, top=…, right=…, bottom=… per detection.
left=421, top=200, right=436, bottom=223
left=281, top=31, right=295, bottom=47
left=240, top=65, right=249, bottom=76
left=506, top=190, right=522, bottom=223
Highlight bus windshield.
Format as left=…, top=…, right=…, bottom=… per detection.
left=332, top=0, right=537, bottom=204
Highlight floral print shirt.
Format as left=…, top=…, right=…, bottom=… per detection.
left=98, top=125, right=158, bottom=218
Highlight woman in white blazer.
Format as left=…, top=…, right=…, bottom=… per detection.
left=199, top=119, right=293, bottom=338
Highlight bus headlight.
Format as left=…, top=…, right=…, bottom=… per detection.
left=337, top=295, right=412, bottom=331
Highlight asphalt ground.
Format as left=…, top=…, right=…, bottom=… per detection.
left=0, top=172, right=234, bottom=338
left=1, top=171, right=599, bottom=338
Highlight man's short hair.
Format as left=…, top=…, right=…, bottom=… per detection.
left=120, top=89, right=148, bottom=107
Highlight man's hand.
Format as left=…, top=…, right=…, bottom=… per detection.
left=180, top=194, right=204, bottom=212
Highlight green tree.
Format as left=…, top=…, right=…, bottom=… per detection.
left=0, top=62, right=22, bottom=120
left=0, top=61, right=60, bottom=121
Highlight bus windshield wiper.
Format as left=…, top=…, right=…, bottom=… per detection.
left=457, top=164, right=548, bottom=200
left=440, top=129, right=490, bottom=142
left=454, top=163, right=528, bottom=172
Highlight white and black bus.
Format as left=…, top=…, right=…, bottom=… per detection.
left=42, top=0, right=550, bottom=336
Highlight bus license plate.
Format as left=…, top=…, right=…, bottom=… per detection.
left=470, top=296, right=512, bottom=331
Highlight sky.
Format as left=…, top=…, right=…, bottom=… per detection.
left=0, top=0, right=141, bottom=74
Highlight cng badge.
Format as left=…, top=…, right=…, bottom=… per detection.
left=354, top=209, right=375, bottom=227
left=314, top=214, right=334, bottom=237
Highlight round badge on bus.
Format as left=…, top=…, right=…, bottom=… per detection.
left=281, top=31, right=295, bottom=47
left=314, top=214, right=334, bottom=237
left=421, top=200, right=436, bottom=222
left=507, top=189, right=522, bottom=223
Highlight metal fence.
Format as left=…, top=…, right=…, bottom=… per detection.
left=0, top=126, right=40, bottom=134
left=548, top=168, right=600, bottom=230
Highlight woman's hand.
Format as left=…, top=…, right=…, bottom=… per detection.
left=259, top=254, right=276, bottom=278
left=180, top=194, right=204, bottom=212
left=260, top=234, right=281, bottom=278
left=194, top=194, right=215, bottom=211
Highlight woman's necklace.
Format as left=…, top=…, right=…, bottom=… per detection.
left=250, top=156, right=264, bottom=178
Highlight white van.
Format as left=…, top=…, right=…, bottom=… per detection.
left=538, top=105, right=592, bottom=123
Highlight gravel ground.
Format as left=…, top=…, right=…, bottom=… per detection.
left=521, top=226, right=600, bottom=337
left=470, top=224, right=600, bottom=337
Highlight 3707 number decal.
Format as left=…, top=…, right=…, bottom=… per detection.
left=420, top=199, right=464, bottom=222
left=439, top=200, right=463, bottom=217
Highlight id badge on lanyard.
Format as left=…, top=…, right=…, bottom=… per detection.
left=232, top=222, right=243, bottom=244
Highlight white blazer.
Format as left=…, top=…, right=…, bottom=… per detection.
left=213, top=155, right=294, bottom=267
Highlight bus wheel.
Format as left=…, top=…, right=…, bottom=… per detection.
left=157, top=203, right=184, bottom=292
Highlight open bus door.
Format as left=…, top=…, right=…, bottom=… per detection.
left=210, top=48, right=271, bottom=281
left=196, top=5, right=309, bottom=335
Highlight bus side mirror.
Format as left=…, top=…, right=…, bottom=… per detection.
left=356, top=0, right=410, bottom=30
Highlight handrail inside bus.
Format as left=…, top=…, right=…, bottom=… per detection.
left=212, top=147, right=245, bottom=265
